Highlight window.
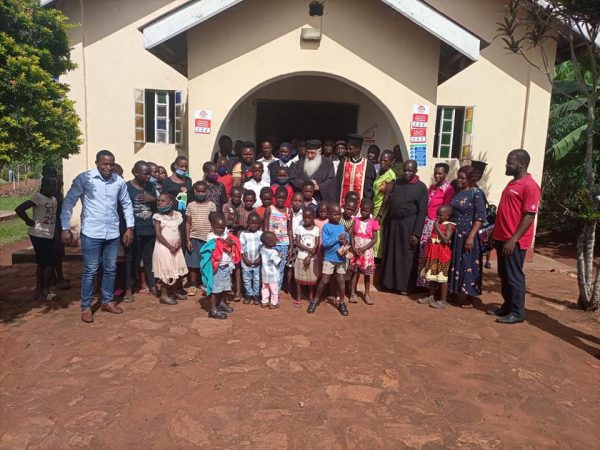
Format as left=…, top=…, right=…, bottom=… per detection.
left=134, top=89, right=183, bottom=145
left=433, top=106, right=475, bottom=159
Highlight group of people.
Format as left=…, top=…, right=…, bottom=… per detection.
left=16, top=133, right=540, bottom=326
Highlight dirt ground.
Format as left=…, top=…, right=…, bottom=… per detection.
left=0, top=245, right=599, bottom=449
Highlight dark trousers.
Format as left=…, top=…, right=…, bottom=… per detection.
left=495, top=241, right=527, bottom=317
left=125, top=235, right=156, bottom=290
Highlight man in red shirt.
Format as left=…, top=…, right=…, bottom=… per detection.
left=489, top=149, right=541, bottom=324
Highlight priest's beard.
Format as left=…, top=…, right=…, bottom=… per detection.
left=304, top=155, right=322, bottom=178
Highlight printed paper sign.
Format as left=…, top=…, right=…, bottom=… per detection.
left=412, top=104, right=430, bottom=115
left=410, top=145, right=427, bottom=167
left=194, top=110, right=212, bottom=134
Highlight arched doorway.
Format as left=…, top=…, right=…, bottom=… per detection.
left=214, top=73, right=405, bottom=157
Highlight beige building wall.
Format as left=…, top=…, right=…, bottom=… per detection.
left=57, top=0, right=189, bottom=228
left=426, top=0, right=555, bottom=204
left=223, top=75, right=395, bottom=151
left=186, top=0, right=440, bottom=181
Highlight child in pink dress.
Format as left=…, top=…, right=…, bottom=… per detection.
left=349, top=199, right=380, bottom=305
left=152, top=193, right=188, bottom=305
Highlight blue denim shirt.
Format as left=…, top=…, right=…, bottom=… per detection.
left=61, top=168, right=134, bottom=240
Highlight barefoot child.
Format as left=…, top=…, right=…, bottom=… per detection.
left=185, top=181, right=216, bottom=296
left=240, top=212, right=263, bottom=305
left=294, top=208, right=320, bottom=308
left=204, top=213, right=241, bottom=319
left=349, top=199, right=380, bottom=305
left=263, top=186, right=292, bottom=291
left=419, top=205, right=455, bottom=309
left=152, top=193, right=189, bottom=305
left=260, top=231, right=283, bottom=309
left=15, top=177, right=58, bottom=301
left=307, top=204, right=349, bottom=316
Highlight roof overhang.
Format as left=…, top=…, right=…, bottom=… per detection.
left=141, top=0, right=483, bottom=81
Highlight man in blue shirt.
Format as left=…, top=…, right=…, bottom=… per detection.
left=307, top=204, right=350, bottom=316
left=61, top=150, right=135, bottom=323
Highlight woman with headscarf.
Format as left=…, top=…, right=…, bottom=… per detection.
left=373, top=150, right=396, bottom=259
left=448, top=165, right=485, bottom=308
left=416, top=163, right=454, bottom=289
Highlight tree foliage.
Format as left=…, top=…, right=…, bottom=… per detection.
left=0, top=0, right=81, bottom=165
left=497, top=0, right=600, bottom=310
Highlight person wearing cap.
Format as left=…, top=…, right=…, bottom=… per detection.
left=337, top=134, right=376, bottom=205
left=268, top=142, right=296, bottom=182
left=289, top=140, right=337, bottom=203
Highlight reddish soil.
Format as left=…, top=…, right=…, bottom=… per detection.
left=0, top=251, right=599, bottom=449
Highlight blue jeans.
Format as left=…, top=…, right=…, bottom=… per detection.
left=242, top=265, right=260, bottom=297
left=274, top=244, right=288, bottom=290
left=81, top=233, right=120, bottom=310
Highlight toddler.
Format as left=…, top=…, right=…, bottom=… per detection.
left=260, top=231, right=282, bottom=309
left=240, top=212, right=263, bottom=305
left=419, top=205, right=456, bottom=309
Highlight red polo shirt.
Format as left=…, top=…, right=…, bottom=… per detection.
left=493, top=173, right=541, bottom=250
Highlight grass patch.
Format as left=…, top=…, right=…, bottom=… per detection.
left=0, top=195, right=29, bottom=211
left=0, top=218, right=28, bottom=247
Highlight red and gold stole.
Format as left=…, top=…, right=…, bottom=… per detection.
left=340, top=157, right=367, bottom=206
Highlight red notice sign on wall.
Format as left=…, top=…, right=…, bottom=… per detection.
left=194, top=110, right=212, bottom=134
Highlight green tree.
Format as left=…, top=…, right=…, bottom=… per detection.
left=497, top=0, right=600, bottom=310
left=0, top=0, right=81, bottom=165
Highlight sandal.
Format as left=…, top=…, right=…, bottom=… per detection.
left=417, top=296, right=435, bottom=305
left=45, top=292, right=57, bottom=301
left=460, top=298, right=474, bottom=309
left=293, top=299, right=302, bottom=308
left=269, top=303, right=280, bottom=309
left=349, top=294, right=358, bottom=304
left=137, top=288, right=150, bottom=294
left=364, top=294, right=374, bottom=305
left=232, top=295, right=242, bottom=303
left=123, top=294, right=135, bottom=303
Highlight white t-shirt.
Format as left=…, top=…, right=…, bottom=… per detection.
left=28, top=192, right=57, bottom=239
left=296, top=225, right=320, bottom=260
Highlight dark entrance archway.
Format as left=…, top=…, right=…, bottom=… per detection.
left=255, top=100, right=358, bottom=144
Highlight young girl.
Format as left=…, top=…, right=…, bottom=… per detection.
left=204, top=213, right=241, bottom=319
left=419, top=205, right=455, bottom=309
left=185, top=181, right=216, bottom=296
left=260, top=231, right=282, bottom=309
left=315, top=201, right=329, bottom=231
left=263, top=186, right=292, bottom=291
left=349, top=199, right=380, bottom=305
left=15, top=177, right=58, bottom=301
left=294, top=208, right=320, bottom=308
left=152, top=193, right=189, bottom=305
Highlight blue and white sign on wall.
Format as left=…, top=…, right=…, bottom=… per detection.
left=410, top=144, right=427, bottom=167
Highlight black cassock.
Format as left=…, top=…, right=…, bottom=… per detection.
left=381, top=179, right=428, bottom=293
left=289, top=158, right=337, bottom=203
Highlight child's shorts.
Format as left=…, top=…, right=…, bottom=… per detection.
left=213, top=263, right=233, bottom=294
left=30, top=235, right=57, bottom=267
left=322, top=260, right=346, bottom=275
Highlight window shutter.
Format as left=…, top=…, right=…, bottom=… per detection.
left=461, top=106, right=475, bottom=160
left=134, top=89, right=145, bottom=143
left=174, top=90, right=183, bottom=146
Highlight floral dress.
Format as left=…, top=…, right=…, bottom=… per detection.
left=349, top=218, right=380, bottom=275
left=448, top=188, right=486, bottom=296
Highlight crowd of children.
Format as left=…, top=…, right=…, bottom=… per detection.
left=15, top=139, right=463, bottom=321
